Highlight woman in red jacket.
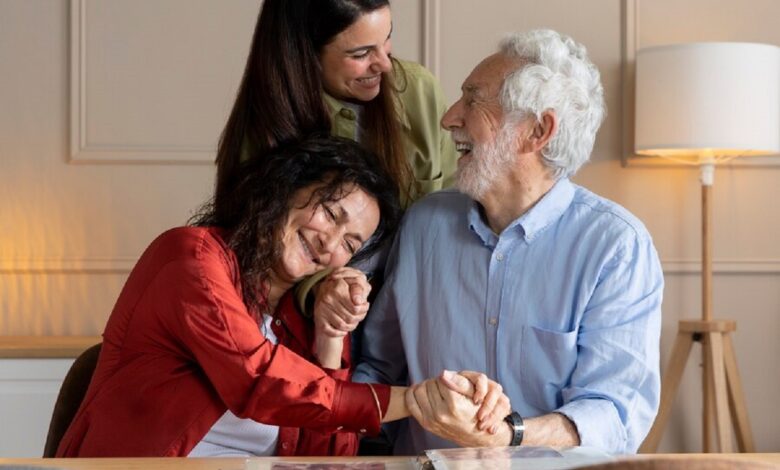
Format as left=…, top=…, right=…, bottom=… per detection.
left=56, top=136, right=506, bottom=458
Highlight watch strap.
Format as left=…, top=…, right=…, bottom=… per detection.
left=504, top=411, right=525, bottom=446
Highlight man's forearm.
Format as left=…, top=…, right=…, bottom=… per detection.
left=521, top=412, right=580, bottom=447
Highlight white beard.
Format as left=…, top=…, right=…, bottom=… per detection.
left=454, top=124, right=518, bottom=200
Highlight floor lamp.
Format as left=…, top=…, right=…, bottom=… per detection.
left=633, top=42, right=780, bottom=453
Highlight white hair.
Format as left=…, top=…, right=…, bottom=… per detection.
left=498, top=29, right=606, bottom=178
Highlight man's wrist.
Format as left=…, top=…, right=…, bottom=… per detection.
left=501, top=419, right=515, bottom=446
left=482, top=419, right=514, bottom=447
left=504, top=411, right=525, bottom=446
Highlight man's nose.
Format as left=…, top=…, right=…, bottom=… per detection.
left=441, top=100, right=463, bottom=131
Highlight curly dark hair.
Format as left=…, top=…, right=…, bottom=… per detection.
left=192, top=135, right=400, bottom=315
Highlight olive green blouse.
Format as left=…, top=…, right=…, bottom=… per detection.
left=322, top=58, right=457, bottom=204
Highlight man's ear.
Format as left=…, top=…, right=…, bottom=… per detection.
left=521, top=110, right=557, bottom=153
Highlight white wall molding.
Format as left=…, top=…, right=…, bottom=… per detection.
left=69, top=0, right=214, bottom=164
left=421, top=0, right=441, bottom=77
left=1, top=257, right=779, bottom=275
left=662, top=259, right=780, bottom=274
left=0, top=257, right=136, bottom=274
left=620, top=0, right=780, bottom=168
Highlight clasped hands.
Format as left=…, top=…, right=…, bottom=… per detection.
left=313, top=268, right=512, bottom=448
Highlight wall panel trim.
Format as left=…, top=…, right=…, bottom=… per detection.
left=69, top=0, right=214, bottom=165
left=1, top=257, right=779, bottom=275
left=421, top=0, right=440, bottom=76
left=662, top=259, right=780, bottom=274
left=0, top=257, right=136, bottom=274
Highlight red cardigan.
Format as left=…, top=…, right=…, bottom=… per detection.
left=57, top=227, right=390, bottom=457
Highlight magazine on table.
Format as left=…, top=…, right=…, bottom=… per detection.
left=415, top=446, right=613, bottom=470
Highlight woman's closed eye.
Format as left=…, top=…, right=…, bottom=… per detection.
left=324, top=204, right=337, bottom=221
left=351, top=49, right=371, bottom=59
left=323, top=205, right=356, bottom=254
left=344, top=238, right=358, bottom=255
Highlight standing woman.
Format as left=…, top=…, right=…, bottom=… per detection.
left=214, top=0, right=457, bottom=211
left=214, top=0, right=458, bottom=328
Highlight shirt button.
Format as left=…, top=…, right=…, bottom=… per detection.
left=488, top=318, right=498, bottom=326
left=281, top=442, right=289, bottom=449
left=495, top=253, right=504, bottom=261
left=275, top=319, right=282, bottom=326
left=336, top=426, right=343, bottom=431
left=359, top=428, right=367, bottom=434
left=339, top=108, right=355, bottom=119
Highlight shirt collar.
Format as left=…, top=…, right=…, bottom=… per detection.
left=322, top=92, right=342, bottom=115
left=323, top=90, right=411, bottom=130
left=467, top=201, right=499, bottom=248
left=467, top=178, right=575, bottom=244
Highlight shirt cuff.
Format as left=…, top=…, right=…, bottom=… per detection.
left=331, top=381, right=390, bottom=436
left=322, top=367, right=350, bottom=382
left=556, top=398, right=627, bottom=454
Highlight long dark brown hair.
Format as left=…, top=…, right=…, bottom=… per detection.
left=214, top=0, right=413, bottom=212
left=194, top=135, right=400, bottom=316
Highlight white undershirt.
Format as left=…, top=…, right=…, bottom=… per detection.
left=188, top=314, right=280, bottom=457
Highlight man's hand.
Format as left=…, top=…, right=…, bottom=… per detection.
left=441, top=370, right=511, bottom=434
left=406, top=370, right=512, bottom=447
left=313, top=267, right=371, bottom=338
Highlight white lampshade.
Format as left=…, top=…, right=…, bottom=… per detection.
left=635, top=42, right=780, bottom=158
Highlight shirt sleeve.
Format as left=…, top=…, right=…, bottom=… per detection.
left=555, top=234, right=663, bottom=453
left=155, top=236, right=387, bottom=435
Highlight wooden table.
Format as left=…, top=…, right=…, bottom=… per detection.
left=0, top=456, right=412, bottom=469
left=0, top=454, right=778, bottom=469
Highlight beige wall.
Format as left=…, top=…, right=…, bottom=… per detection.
left=0, top=0, right=778, bottom=453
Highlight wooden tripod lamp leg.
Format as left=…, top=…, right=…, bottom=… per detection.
left=723, top=333, right=756, bottom=452
left=639, top=329, right=695, bottom=453
left=704, top=331, right=733, bottom=452
left=703, top=335, right=712, bottom=453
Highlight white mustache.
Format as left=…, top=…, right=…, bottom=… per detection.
left=450, top=130, right=470, bottom=142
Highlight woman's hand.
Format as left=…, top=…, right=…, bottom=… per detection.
left=405, top=371, right=513, bottom=447
left=313, top=267, right=371, bottom=338
left=439, top=370, right=512, bottom=434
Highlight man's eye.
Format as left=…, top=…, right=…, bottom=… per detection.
left=344, top=241, right=357, bottom=255
left=352, top=50, right=370, bottom=59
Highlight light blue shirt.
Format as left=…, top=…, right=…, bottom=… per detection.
left=353, top=179, right=663, bottom=455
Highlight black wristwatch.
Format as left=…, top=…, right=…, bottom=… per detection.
left=504, top=411, right=525, bottom=446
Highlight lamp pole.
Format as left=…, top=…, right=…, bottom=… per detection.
left=699, top=155, right=716, bottom=451
left=700, top=155, right=714, bottom=323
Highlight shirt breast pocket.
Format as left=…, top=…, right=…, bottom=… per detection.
left=520, top=325, right=578, bottom=411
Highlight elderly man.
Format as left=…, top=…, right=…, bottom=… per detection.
left=344, top=29, right=664, bottom=455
